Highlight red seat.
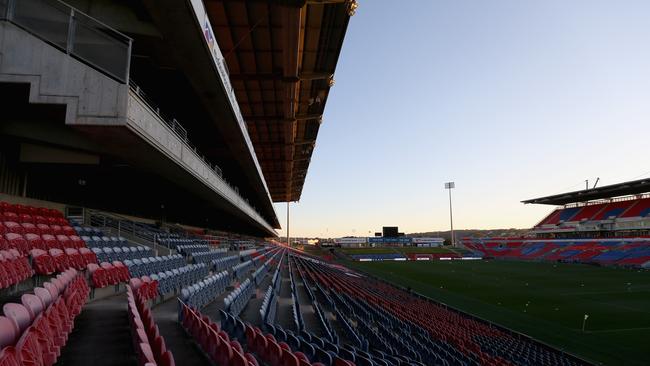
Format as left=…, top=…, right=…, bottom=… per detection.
left=216, top=340, right=233, bottom=366
left=49, top=249, right=68, bottom=273
left=281, top=350, right=300, bottom=366
left=25, top=234, right=44, bottom=251
left=0, top=316, right=17, bottom=349
left=64, top=249, right=84, bottom=270
left=61, top=226, right=75, bottom=237
left=79, top=248, right=97, bottom=266
left=4, top=233, right=27, bottom=254
left=40, top=235, right=57, bottom=250
left=68, top=236, right=84, bottom=249
left=0, top=347, right=20, bottom=366
left=3, top=222, right=22, bottom=235
left=3, top=304, right=31, bottom=336
left=30, top=250, right=55, bottom=276
left=49, top=225, right=62, bottom=236
left=55, top=236, right=70, bottom=249
left=36, top=224, right=51, bottom=236
left=18, top=214, right=33, bottom=224
left=2, top=213, right=19, bottom=223
left=160, top=351, right=175, bottom=366
left=33, top=216, right=48, bottom=225
left=20, top=223, right=39, bottom=236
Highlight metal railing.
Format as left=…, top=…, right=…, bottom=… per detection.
left=129, top=81, right=223, bottom=178
left=129, top=81, right=265, bottom=222
left=1, top=0, right=131, bottom=83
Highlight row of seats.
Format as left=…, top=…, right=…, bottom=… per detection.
left=252, top=261, right=270, bottom=286
left=297, top=254, right=584, bottom=366
left=31, top=247, right=97, bottom=274
left=192, top=249, right=229, bottom=264
left=180, top=270, right=230, bottom=309
left=124, top=254, right=185, bottom=278
left=0, top=249, right=33, bottom=289
left=87, top=262, right=130, bottom=288
left=150, top=263, right=210, bottom=296
left=224, top=279, right=254, bottom=317
left=0, top=268, right=89, bottom=366
left=80, top=235, right=127, bottom=248
left=0, top=202, right=64, bottom=218
left=127, top=284, right=175, bottom=366
left=157, top=237, right=195, bottom=249
left=1, top=214, right=68, bottom=227
left=212, top=255, right=240, bottom=272
left=70, top=225, right=103, bottom=237
left=233, top=260, right=253, bottom=281
left=221, top=310, right=353, bottom=366
left=537, top=197, right=650, bottom=226
left=286, top=259, right=305, bottom=333
left=3, top=233, right=85, bottom=254
left=92, top=245, right=154, bottom=263
left=129, top=277, right=160, bottom=302
left=464, top=238, right=650, bottom=267
left=259, top=285, right=278, bottom=326
left=180, top=303, right=258, bottom=366
left=176, top=244, right=210, bottom=256
left=294, top=261, right=335, bottom=343
left=1, top=221, right=76, bottom=237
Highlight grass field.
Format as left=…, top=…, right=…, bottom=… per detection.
left=339, top=247, right=455, bottom=255
left=349, top=260, right=650, bottom=366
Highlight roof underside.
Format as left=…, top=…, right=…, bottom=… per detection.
left=206, top=0, right=352, bottom=202
left=522, top=178, right=650, bottom=205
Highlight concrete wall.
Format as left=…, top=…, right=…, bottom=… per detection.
left=0, top=21, right=129, bottom=125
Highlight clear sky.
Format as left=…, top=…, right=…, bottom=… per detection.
left=273, top=0, right=650, bottom=238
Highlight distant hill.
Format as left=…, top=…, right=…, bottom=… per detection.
left=409, top=228, right=531, bottom=242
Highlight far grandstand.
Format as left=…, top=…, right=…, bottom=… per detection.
left=464, top=178, right=650, bottom=268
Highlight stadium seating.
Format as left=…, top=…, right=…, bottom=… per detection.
left=151, top=263, right=209, bottom=297
left=232, top=260, right=254, bottom=281
left=127, top=283, right=175, bottom=366
left=180, top=270, right=230, bottom=309
left=92, top=245, right=154, bottom=262
left=87, top=261, right=131, bottom=289
left=179, top=303, right=260, bottom=366
left=176, top=244, right=211, bottom=256
left=0, top=249, right=33, bottom=288
left=535, top=197, right=650, bottom=230
left=224, top=279, right=255, bottom=317
left=463, top=238, right=650, bottom=267
left=0, top=268, right=89, bottom=366
left=124, top=254, right=185, bottom=278
left=292, top=253, right=583, bottom=366
left=212, top=255, right=240, bottom=272
left=192, top=249, right=229, bottom=264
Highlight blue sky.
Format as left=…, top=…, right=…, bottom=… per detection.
left=273, top=0, right=650, bottom=238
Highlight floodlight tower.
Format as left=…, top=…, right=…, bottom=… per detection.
left=445, top=182, right=455, bottom=247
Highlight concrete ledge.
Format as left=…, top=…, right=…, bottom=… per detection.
left=127, top=90, right=276, bottom=235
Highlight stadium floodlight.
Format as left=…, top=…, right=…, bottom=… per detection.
left=445, top=182, right=455, bottom=247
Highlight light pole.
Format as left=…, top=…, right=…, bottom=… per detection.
left=445, top=182, right=455, bottom=247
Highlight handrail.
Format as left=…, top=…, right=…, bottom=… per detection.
left=2, top=0, right=132, bottom=83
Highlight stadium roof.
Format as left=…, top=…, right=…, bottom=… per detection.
left=207, top=0, right=355, bottom=202
left=522, top=178, right=650, bottom=205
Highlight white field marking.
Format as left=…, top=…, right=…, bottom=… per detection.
left=585, top=326, right=650, bottom=333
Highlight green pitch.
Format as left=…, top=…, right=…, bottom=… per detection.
left=349, top=260, right=650, bottom=366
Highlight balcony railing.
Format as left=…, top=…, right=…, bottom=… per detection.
left=128, top=83, right=268, bottom=229
left=1, top=0, right=131, bottom=83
